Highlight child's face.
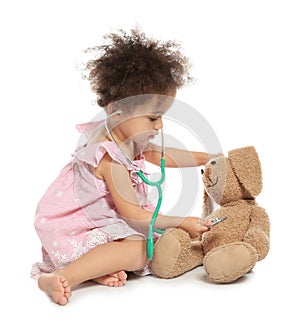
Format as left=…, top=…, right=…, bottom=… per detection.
left=113, top=93, right=175, bottom=145
left=119, top=112, right=163, bottom=145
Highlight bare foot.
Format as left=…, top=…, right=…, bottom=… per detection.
left=92, top=271, right=127, bottom=287
left=38, top=274, right=71, bottom=305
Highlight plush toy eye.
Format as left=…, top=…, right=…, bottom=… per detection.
left=201, top=168, right=204, bottom=175
left=210, top=160, right=216, bottom=165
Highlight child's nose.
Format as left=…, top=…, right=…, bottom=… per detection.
left=154, top=117, right=163, bottom=130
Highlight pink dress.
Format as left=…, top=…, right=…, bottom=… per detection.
left=31, top=121, right=157, bottom=278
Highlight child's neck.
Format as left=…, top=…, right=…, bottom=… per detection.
left=110, top=129, right=137, bottom=160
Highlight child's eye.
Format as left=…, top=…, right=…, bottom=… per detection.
left=149, top=115, right=161, bottom=121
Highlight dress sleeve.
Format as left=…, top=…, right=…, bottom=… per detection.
left=72, top=141, right=130, bottom=168
left=76, top=121, right=103, bottom=140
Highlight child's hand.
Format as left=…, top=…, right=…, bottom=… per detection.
left=208, top=152, right=224, bottom=161
left=201, top=152, right=224, bottom=165
left=177, top=217, right=211, bottom=239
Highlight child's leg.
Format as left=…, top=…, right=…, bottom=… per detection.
left=38, top=237, right=147, bottom=305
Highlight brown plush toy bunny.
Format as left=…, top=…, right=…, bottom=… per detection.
left=150, top=146, right=270, bottom=283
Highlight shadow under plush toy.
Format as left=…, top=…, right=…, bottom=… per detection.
left=150, top=146, right=270, bottom=283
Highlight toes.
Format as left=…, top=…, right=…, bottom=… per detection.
left=106, top=280, right=124, bottom=287
left=52, top=290, right=68, bottom=306
left=92, top=272, right=127, bottom=287
left=104, top=276, right=119, bottom=284
left=62, top=282, right=71, bottom=293
left=116, top=280, right=125, bottom=287
left=61, top=279, right=69, bottom=288
left=57, top=296, right=68, bottom=306
left=117, top=271, right=127, bottom=281
left=64, top=291, right=72, bottom=299
left=39, top=274, right=71, bottom=305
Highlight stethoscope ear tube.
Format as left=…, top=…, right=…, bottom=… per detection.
left=105, top=114, right=166, bottom=260
left=147, top=224, right=155, bottom=261
left=138, top=156, right=165, bottom=261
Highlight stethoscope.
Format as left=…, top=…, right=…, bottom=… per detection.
left=105, top=111, right=165, bottom=260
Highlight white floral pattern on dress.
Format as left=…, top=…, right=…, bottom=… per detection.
left=40, top=217, right=47, bottom=224
left=52, top=250, right=68, bottom=266
left=31, top=133, right=157, bottom=278
left=86, top=229, right=108, bottom=248
left=69, top=239, right=88, bottom=261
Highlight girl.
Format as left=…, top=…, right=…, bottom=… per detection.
left=32, top=28, right=213, bottom=305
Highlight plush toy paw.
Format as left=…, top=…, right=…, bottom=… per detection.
left=203, top=242, right=258, bottom=283
left=151, top=228, right=204, bottom=279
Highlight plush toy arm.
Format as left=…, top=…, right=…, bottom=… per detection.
left=243, top=206, right=270, bottom=260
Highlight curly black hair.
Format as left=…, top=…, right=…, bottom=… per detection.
left=84, top=28, right=193, bottom=108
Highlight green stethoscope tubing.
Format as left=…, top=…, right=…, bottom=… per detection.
left=105, top=115, right=166, bottom=261
left=137, top=156, right=166, bottom=261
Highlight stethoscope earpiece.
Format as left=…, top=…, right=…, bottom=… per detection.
left=107, top=110, right=123, bottom=118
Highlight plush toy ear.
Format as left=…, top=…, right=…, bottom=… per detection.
left=228, top=146, right=262, bottom=197
left=202, top=190, right=214, bottom=218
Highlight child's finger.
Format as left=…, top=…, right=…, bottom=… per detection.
left=199, top=225, right=210, bottom=233
left=202, top=220, right=212, bottom=228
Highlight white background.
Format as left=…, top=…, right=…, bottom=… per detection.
left=1, top=0, right=299, bottom=332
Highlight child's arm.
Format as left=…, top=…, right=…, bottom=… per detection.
left=143, top=143, right=209, bottom=167
left=93, top=153, right=210, bottom=238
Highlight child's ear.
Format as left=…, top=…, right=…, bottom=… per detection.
left=106, top=102, right=114, bottom=115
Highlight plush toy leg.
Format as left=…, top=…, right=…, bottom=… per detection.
left=244, top=229, right=270, bottom=260
left=150, top=228, right=204, bottom=279
left=203, top=242, right=258, bottom=283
